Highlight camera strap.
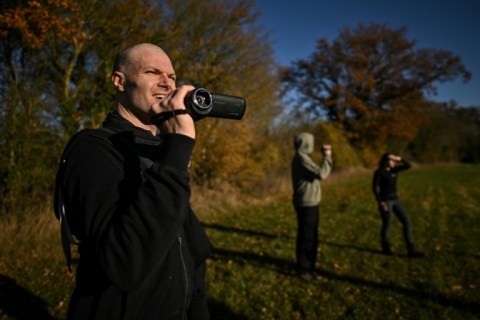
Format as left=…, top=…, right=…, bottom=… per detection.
left=151, top=109, right=189, bottom=126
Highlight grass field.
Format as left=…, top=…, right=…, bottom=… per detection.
left=1, top=164, right=479, bottom=319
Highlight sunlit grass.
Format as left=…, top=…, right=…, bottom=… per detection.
left=0, top=164, right=479, bottom=319
left=203, top=164, right=480, bottom=319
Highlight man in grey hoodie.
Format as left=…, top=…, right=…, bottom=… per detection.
left=291, top=132, right=333, bottom=281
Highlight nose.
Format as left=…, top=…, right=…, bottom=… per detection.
left=157, top=73, right=170, bottom=87
left=157, top=73, right=175, bottom=92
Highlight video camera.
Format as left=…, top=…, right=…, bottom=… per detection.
left=185, top=88, right=246, bottom=121
left=151, top=88, right=246, bottom=125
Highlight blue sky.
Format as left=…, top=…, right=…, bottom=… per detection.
left=254, top=0, right=480, bottom=107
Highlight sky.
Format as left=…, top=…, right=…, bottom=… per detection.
left=254, top=0, right=480, bottom=107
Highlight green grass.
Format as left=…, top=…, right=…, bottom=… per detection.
left=203, top=164, right=480, bottom=319
left=1, top=164, right=479, bottom=319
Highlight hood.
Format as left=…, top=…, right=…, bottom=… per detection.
left=294, top=132, right=314, bottom=155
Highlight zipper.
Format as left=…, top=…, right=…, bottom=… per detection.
left=178, top=232, right=189, bottom=319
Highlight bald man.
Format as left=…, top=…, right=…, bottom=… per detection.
left=54, top=43, right=212, bottom=319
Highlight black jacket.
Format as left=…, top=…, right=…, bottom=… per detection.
left=372, top=160, right=411, bottom=202
left=55, top=112, right=212, bottom=319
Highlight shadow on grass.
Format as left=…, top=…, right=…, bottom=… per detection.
left=210, top=247, right=297, bottom=276
left=204, top=223, right=292, bottom=240
left=0, top=274, right=54, bottom=320
left=445, top=248, right=480, bottom=260
left=210, top=245, right=480, bottom=317
left=320, top=240, right=381, bottom=254
left=322, top=240, right=480, bottom=260
left=209, top=299, right=249, bottom=320
left=316, top=268, right=480, bottom=316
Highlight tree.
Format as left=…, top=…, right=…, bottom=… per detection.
left=0, top=0, right=280, bottom=214
left=155, top=0, right=281, bottom=185
left=0, top=0, right=158, bottom=214
left=282, top=22, right=471, bottom=163
left=0, top=0, right=85, bottom=214
left=409, top=102, right=480, bottom=163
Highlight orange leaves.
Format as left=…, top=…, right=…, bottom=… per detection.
left=191, top=119, right=256, bottom=185
left=0, top=0, right=85, bottom=49
left=283, top=22, right=472, bottom=165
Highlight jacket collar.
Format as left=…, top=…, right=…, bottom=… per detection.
left=101, top=111, right=164, bottom=146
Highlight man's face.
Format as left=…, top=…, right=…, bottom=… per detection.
left=113, top=45, right=177, bottom=123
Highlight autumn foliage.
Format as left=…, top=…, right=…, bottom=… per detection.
left=0, top=0, right=86, bottom=49
left=0, top=0, right=281, bottom=215
left=0, top=3, right=478, bottom=216
left=282, top=22, right=472, bottom=164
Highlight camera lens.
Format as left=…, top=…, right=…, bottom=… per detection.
left=188, top=88, right=213, bottom=114
left=195, top=95, right=206, bottom=106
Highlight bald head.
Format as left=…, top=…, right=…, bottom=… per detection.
left=110, top=43, right=178, bottom=131
left=112, top=43, right=169, bottom=74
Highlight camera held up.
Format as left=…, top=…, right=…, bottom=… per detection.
left=185, top=88, right=246, bottom=121
left=151, top=87, right=246, bottom=125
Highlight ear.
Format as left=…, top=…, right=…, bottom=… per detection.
left=112, top=71, right=125, bottom=92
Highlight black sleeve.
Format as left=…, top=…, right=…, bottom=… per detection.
left=372, top=169, right=382, bottom=202
left=394, top=160, right=411, bottom=173
left=62, top=133, right=195, bottom=292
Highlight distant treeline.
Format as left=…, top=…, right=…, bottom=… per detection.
left=0, top=1, right=478, bottom=216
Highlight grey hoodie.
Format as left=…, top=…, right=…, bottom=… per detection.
left=291, top=132, right=333, bottom=207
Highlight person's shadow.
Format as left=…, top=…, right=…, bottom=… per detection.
left=0, top=274, right=54, bottom=320
left=209, top=300, right=249, bottom=320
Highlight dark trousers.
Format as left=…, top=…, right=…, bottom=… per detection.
left=295, top=205, right=319, bottom=273
left=380, top=199, right=415, bottom=252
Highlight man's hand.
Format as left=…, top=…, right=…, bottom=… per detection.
left=154, top=85, right=196, bottom=139
left=322, top=144, right=332, bottom=157
left=379, top=201, right=388, bottom=212
left=389, top=154, right=402, bottom=162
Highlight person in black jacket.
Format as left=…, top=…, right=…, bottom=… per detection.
left=54, top=43, right=212, bottom=319
left=372, top=153, right=424, bottom=258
